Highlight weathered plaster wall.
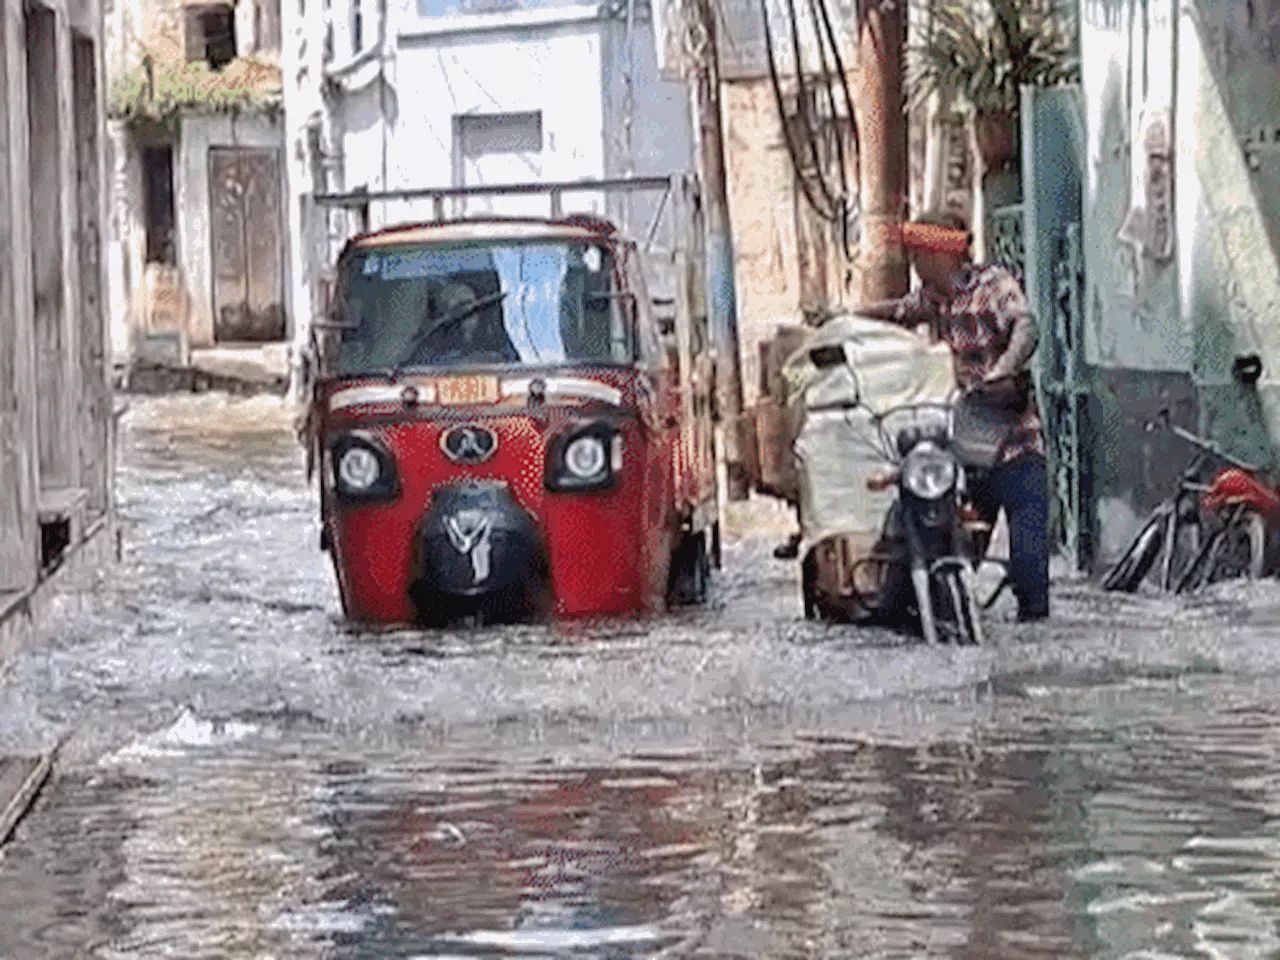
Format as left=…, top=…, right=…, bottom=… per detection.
left=600, top=7, right=693, bottom=296
left=1081, top=0, right=1191, bottom=560
left=1177, top=0, right=1280, bottom=469
left=1081, top=0, right=1186, bottom=373
left=723, top=76, right=875, bottom=410
left=106, top=119, right=144, bottom=363
left=0, top=0, right=115, bottom=618
left=722, top=79, right=808, bottom=409
left=280, top=0, right=327, bottom=394
left=107, top=0, right=184, bottom=69
left=0, top=0, right=38, bottom=590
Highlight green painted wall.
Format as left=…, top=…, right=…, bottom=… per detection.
left=1079, top=0, right=1280, bottom=563
left=1179, top=0, right=1280, bottom=469
left=1081, top=0, right=1189, bottom=374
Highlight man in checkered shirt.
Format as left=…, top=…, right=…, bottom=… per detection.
left=862, top=210, right=1050, bottom=623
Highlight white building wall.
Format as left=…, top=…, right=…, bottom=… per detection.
left=105, top=121, right=143, bottom=364
left=600, top=10, right=693, bottom=300
left=378, top=20, right=607, bottom=224
left=282, top=0, right=696, bottom=396
left=281, top=0, right=329, bottom=395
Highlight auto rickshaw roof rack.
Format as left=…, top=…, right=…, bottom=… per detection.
left=311, top=173, right=701, bottom=253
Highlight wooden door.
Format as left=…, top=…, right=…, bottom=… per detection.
left=210, top=147, right=285, bottom=342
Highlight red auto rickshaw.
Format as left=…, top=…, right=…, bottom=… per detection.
left=299, top=178, right=721, bottom=627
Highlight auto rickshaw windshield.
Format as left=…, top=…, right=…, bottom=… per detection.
left=331, top=239, right=634, bottom=374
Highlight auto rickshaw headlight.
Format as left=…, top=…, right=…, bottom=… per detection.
left=331, top=433, right=399, bottom=501
left=901, top=442, right=957, bottom=501
left=546, top=423, right=620, bottom=492
left=565, top=435, right=607, bottom=480
left=338, top=446, right=381, bottom=492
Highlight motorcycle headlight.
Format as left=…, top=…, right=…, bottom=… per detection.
left=901, top=443, right=958, bottom=501
left=564, top=435, right=607, bottom=480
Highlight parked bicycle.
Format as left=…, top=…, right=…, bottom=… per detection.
left=1102, top=409, right=1280, bottom=594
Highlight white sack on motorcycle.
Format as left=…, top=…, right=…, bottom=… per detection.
left=784, top=315, right=957, bottom=550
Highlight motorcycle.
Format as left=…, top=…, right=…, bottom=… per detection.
left=860, top=401, right=989, bottom=645
left=787, top=315, right=996, bottom=645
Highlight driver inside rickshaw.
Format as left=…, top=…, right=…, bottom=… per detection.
left=417, top=279, right=520, bottom=365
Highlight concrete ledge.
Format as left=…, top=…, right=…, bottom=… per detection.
left=0, top=516, right=116, bottom=677
left=0, top=755, right=52, bottom=847
left=117, top=344, right=291, bottom=397
left=122, top=362, right=288, bottom=397
left=190, top=344, right=290, bottom=384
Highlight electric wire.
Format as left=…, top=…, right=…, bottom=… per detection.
left=796, top=0, right=858, bottom=235
left=806, top=0, right=847, bottom=199
left=761, top=0, right=862, bottom=254
left=812, top=0, right=860, bottom=252
left=805, top=0, right=851, bottom=254
left=760, top=0, right=838, bottom=221
left=783, top=0, right=840, bottom=214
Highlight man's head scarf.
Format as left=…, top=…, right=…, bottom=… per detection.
left=900, top=220, right=971, bottom=255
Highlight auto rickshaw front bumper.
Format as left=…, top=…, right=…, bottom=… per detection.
left=413, top=481, right=547, bottom=600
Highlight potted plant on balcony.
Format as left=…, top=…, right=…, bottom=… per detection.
left=906, top=0, right=1079, bottom=170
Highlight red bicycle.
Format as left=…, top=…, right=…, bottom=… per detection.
left=1102, top=409, right=1280, bottom=594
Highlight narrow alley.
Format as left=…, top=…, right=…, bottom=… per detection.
left=4, top=396, right=1280, bottom=957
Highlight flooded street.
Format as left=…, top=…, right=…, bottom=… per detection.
left=7, top=395, right=1280, bottom=957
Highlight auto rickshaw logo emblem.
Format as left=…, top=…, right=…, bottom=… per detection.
left=441, top=424, right=497, bottom=464
left=444, top=509, right=492, bottom=584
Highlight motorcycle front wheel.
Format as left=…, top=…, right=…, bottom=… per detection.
left=934, top=565, right=983, bottom=646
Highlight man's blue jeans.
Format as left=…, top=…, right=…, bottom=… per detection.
left=969, top=453, right=1051, bottom=619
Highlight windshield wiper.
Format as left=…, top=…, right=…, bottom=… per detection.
left=391, top=290, right=509, bottom=375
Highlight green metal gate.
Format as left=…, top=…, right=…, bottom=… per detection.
left=1020, top=84, right=1092, bottom=571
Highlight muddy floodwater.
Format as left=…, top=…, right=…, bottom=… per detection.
left=6, top=395, right=1280, bottom=958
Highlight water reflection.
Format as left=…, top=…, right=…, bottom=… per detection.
left=12, top=398, right=1280, bottom=958
left=2, top=683, right=1278, bottom=958
left=314, top=760, right=712, bottom=956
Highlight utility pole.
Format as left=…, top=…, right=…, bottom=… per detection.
left=689, top=0, right=749, bottom=500
left=852, top=0, right=909, bottom=303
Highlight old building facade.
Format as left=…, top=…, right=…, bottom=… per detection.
left=659, top=0, right=860, bottom=409
left=105, top=0, right=292, bottom=386
left=657, top=0, right=982, bottom=410
left=0, top=0, right=115, bottom=653
left=282, top=0, right=696, bottom=394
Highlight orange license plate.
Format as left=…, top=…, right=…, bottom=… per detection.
left=436, top=375, right=500, bottom=406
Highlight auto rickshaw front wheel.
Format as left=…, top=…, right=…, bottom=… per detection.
left=801, top=552, right=818, bottom=620
left=668, top=530, right=710, bottom=606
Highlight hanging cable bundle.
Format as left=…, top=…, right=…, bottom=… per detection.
left=760, top=0, right=860, bottom=256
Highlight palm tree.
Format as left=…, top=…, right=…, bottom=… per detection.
left=906, top=0, right=1079, bottom=168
